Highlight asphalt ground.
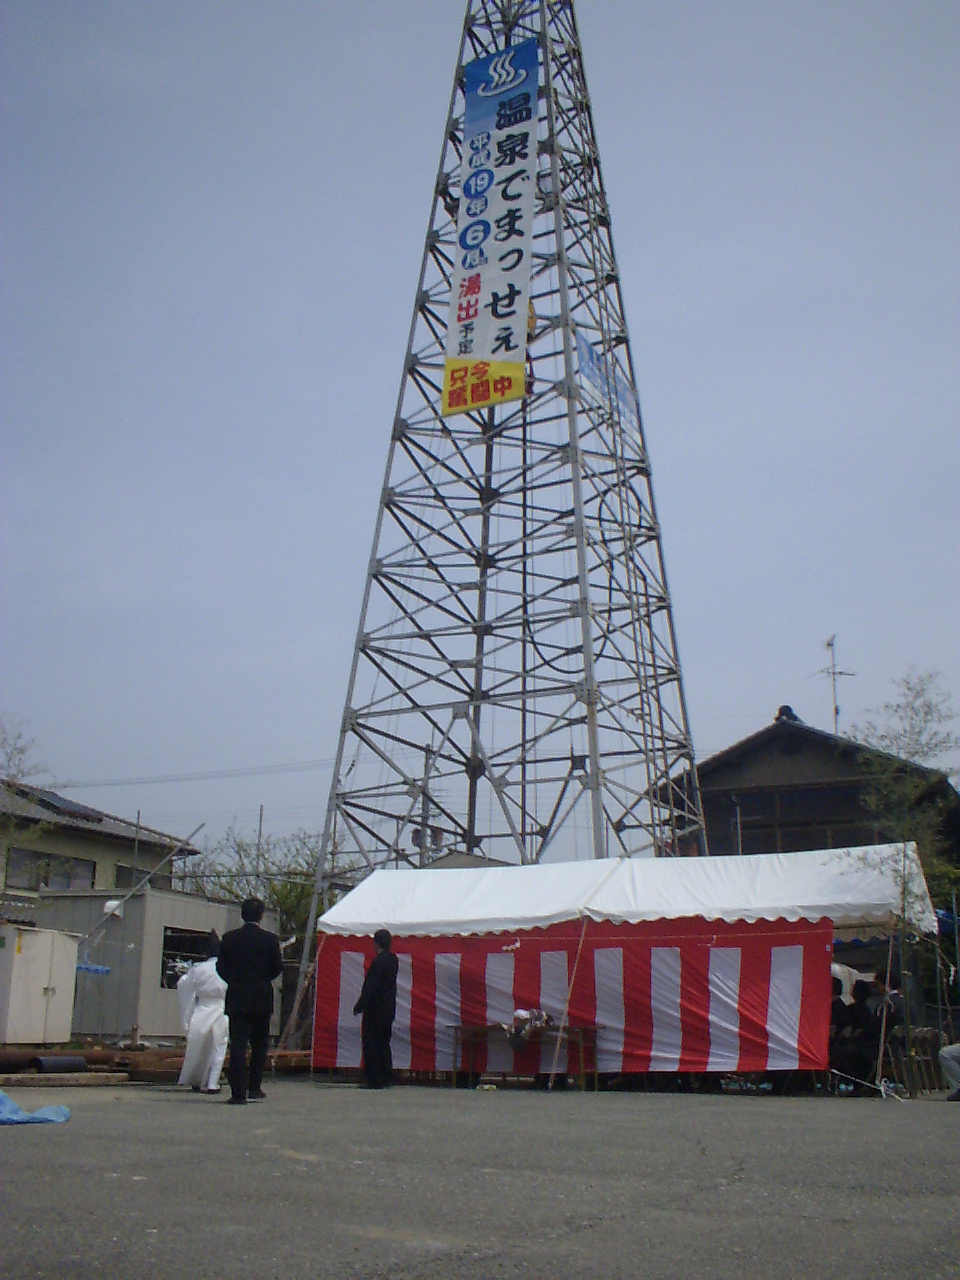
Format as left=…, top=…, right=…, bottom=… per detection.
left=1, top=1078, right=958, bottom=1280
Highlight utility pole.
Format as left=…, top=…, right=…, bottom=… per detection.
left=255, top=803, right=264, bottom=890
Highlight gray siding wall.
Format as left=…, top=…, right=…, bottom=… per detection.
left=34, top=893, right=145, bottom=1039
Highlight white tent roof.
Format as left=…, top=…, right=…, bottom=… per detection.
left=318, top=844, right=937, bottom=941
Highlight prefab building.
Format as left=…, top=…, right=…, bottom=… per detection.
left=33, top=887, right=280, bottom=1042
left=312, top=845, right=935, bottom=1077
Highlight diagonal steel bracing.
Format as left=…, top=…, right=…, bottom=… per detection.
left=293, top=0, right=707, bottom=1009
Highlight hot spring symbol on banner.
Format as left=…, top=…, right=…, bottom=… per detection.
left=441, top=39, right=539, bottom=417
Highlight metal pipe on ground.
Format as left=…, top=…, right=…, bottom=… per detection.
left=30, top=1055, right=89, bottom=1074
left=0, top=1048, right=41, bottom=1073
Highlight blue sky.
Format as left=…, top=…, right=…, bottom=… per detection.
left=2, top=1, right=957, bottom=842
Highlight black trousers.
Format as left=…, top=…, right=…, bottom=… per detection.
left=227, top=1010, right=270, bottom=1100
left=361, top=1013, right=394, bottom=1088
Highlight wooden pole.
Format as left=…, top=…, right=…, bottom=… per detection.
left=278, top=936, right=324, bottom=1053
left=548, top=918, right=588, bottom=1091
left=875, top=932, right=895, bottom=1092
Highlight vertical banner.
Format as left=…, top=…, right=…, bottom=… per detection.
left=575, top=327, right=642, bottom=440
left=441, top=38, right=540, bottom=417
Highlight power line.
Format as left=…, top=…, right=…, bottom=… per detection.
left=57, top=758, right=336, bottom=790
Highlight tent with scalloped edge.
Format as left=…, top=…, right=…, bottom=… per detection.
left=312, top=844, right=935, bottom=1077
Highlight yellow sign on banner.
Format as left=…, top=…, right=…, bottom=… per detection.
left=441, top=358, right=525, bottom=415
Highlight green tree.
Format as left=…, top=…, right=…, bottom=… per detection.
left=179, top=826, right=325, bottom=963
left=854, top=670, right=958, bottom=772
left=852, top=669, right=959, bottom=907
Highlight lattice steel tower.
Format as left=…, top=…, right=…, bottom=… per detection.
left=300, top=0, right=706, bottom=961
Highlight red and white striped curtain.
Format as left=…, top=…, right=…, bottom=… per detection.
left=313, top=917, right=832, bottom=1075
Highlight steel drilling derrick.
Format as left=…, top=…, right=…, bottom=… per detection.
left=296, top=0, right=706, bottom=1004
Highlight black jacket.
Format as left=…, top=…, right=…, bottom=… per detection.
left=217, top=921, right=283, bottom=1020
left=353, top=949, right=399, bottom=1025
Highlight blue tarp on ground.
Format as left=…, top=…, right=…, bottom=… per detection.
left=0, top=1089, right=70, bottom=1125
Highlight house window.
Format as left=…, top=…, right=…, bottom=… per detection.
left=778, top=786, right=862, bottom=825
left=115, top=864, right=172, bottom=892
left=161, top=926, right=215, bottom=989
left=5, top=847, right=96, bottom=892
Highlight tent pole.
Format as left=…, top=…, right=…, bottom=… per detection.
left=875, top=932, right=895, bottom=1092
left=548, top=918, right=589, bottom=1091
left=280, top=937, right=324, bottom=1053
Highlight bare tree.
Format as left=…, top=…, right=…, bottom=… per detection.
left=0, top=715, right=52, bottom=784
left=178, top=826, right=326, bottom=961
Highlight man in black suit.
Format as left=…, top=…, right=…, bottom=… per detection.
left=216, top=898, right=283, bottom=1105
left=353, top=929, right=399, bottom=1088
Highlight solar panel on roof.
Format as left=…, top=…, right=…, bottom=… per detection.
left=22, top=786, right=104, bottom=823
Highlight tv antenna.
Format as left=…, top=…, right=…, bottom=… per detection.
left=817, top=635, right=855, bottom=735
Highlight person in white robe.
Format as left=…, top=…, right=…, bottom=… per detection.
left=177, top=937, right=229, bottom=1093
